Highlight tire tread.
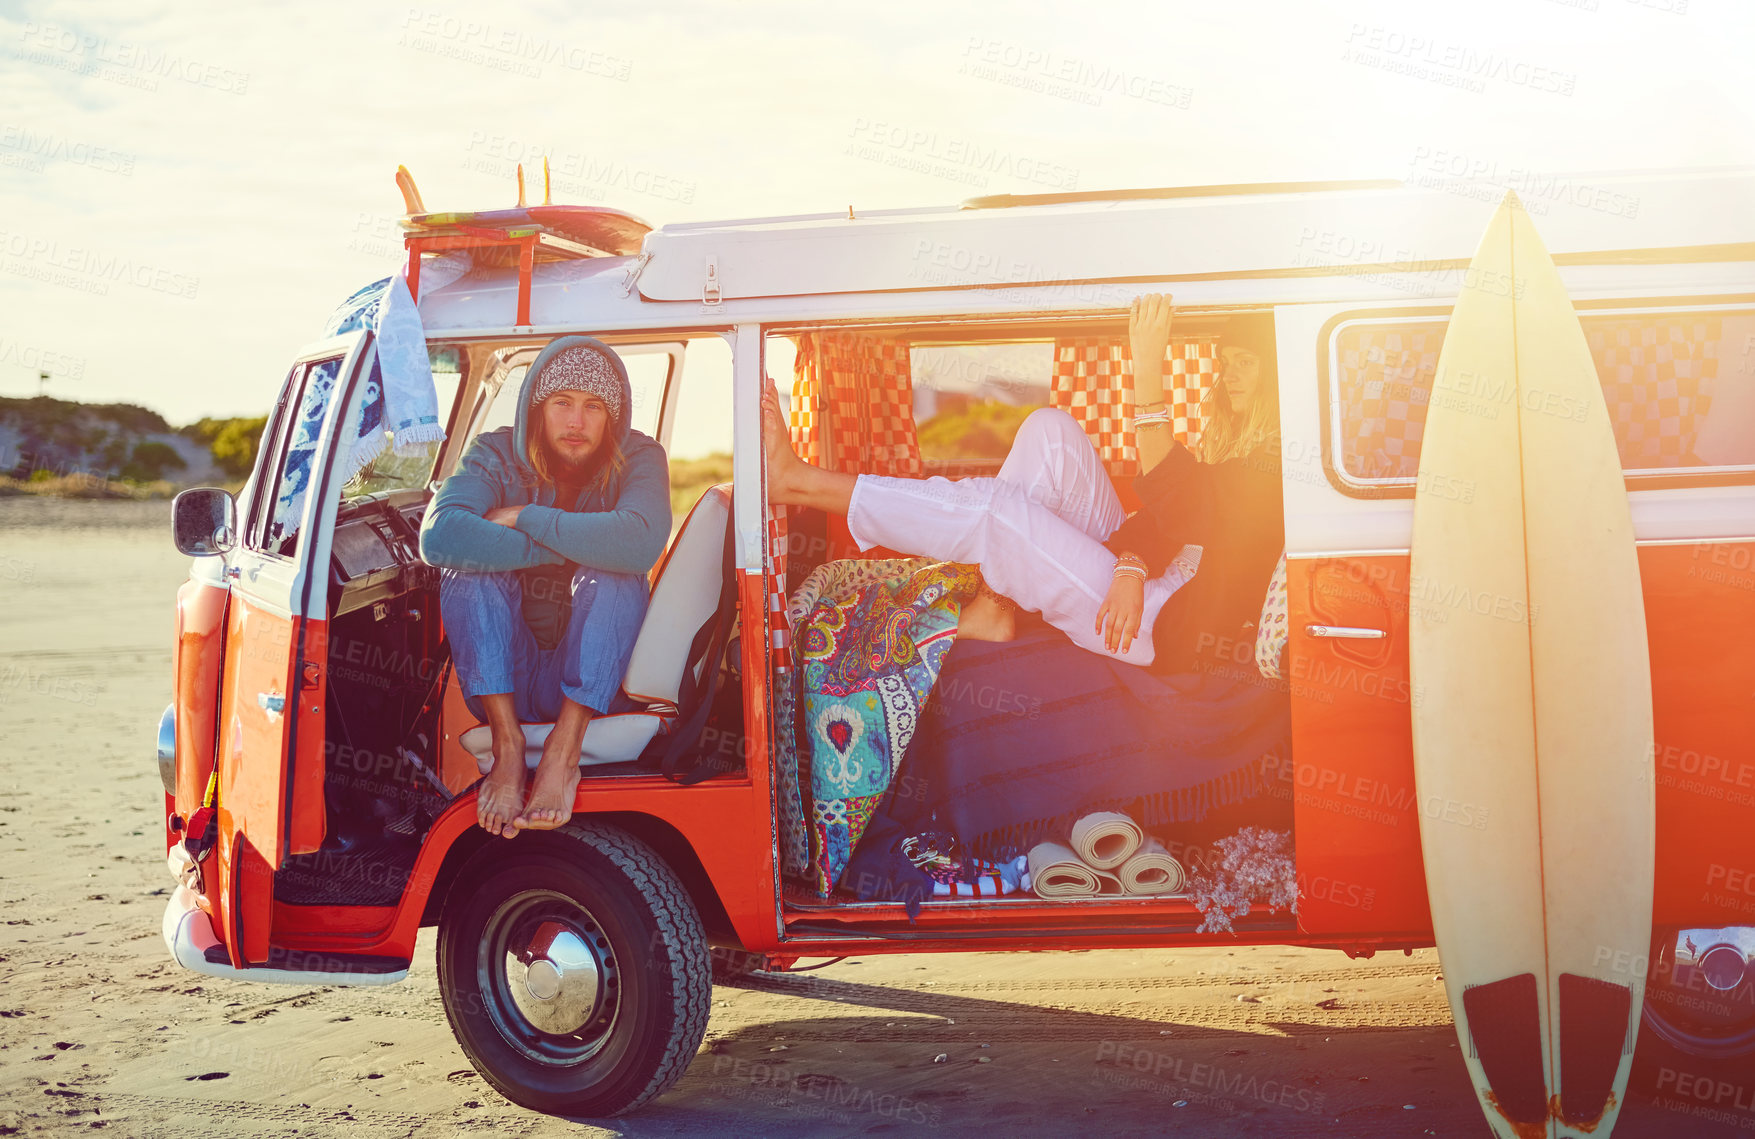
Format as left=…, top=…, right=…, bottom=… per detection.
left=555, top=820, right=710, bottom=1115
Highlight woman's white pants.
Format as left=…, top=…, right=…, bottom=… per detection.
left=846, top=408, right=1197, bottom=667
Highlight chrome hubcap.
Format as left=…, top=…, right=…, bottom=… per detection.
left=512, top=920, right=603, bottom=1033
left=1701, top=944, right=1748, bottom=993
left=480, top=891, right=620, bottom=1065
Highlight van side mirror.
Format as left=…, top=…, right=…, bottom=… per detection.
left=172, top=488, right=238, bottom=557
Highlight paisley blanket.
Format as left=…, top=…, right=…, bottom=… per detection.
left=775, top=558, right=979, bottom=896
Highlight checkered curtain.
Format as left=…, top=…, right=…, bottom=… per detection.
left=790, top=332, right=923, bottom=476
left=783, top=332, right=923, bottom=565
left=1336, top=316, right=1723, bottom=479
left=1050, top=337, right=1218, bottom=476
left=1586, top=316, right=1720, bottom=468
left=1334, top=323, right=1445, bottom=480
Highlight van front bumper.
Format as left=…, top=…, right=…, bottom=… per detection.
left=161, top=885, right=408, bottom=987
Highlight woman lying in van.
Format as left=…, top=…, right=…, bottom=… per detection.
left=762, top=295, right=1284, bottom=675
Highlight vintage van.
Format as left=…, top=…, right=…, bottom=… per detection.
left=158, top=172, right=1755, bottom=1117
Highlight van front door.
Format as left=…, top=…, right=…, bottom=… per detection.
left=212, top=331, right=374, bottom=966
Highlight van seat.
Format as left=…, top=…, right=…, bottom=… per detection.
left=459, top=484, right=732, bottom=770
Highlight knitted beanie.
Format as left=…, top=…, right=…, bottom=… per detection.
left=530, top=344, right=623, bottom=424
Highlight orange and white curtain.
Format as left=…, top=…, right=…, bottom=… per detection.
left=1586, top=316, right=1720, bottom=468
left=1050, top=337, right=1219, bottom=477
left=1333, top=323, right=1445, bottom=481
left=1333, top=315, right=1723, bottom=480
left=789, top=331, right=922, bottom=476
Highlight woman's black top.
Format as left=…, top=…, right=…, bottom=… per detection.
left=1102, top=441, right=1285, bottom=675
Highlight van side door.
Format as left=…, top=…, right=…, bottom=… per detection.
left=212, top=331, right=374, bottom=966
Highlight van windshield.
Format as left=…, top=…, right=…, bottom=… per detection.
left=342, top=353, right=462, bottom=500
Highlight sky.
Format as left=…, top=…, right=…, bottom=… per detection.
left=3, top=0, right=1752, bottom=457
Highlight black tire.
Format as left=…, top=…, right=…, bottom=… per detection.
left=1629, top=930, right=1755, bottom=1094
left=436, top=821, right=710, bottom=1117
left=1633, top=1000, right=1755, bottom=1085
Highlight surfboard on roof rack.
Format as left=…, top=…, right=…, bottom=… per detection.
left=394, top=161, right=652, bottom=326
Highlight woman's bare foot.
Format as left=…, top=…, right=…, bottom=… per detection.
left=514, top=752, right=582, bottom=832
left=761, top=383, right=805, bottom=501
left=958, top=591, right=1017, bottom=642
left=478, top=727, right=527, bottom=839
left=760, top=383, right=859, bottom=516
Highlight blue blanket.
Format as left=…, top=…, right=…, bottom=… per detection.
left=880, top=628, right=1292, bottom=859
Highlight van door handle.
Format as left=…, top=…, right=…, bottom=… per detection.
left=1305, top=624, right=1387, bottom=640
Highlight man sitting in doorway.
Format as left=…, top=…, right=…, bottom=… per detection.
left=421, top=336, right=670, bottom=837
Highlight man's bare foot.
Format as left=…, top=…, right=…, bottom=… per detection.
left=958, top=591, right=1017, bottom=643
left=761, top=384, right=805, bottom=501
left=514, top=750, right=582, bottom=832
left=478, top=726, right=527, bottom=839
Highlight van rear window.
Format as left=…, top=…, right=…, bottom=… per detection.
left=1329, top=306, right=1755, bottom=487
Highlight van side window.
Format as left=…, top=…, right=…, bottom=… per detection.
left=251, top=355, right=341, bottom=556
left=1331, top=321, right=1444, bottom=482
left=1329, top=307, right=1755, bottom=487
left=619, top=350, right=670, bottom=438
left=473, top=362, right=529, bottom=440
left=1590, top=312, right=1753, bottom=469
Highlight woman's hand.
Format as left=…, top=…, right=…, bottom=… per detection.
left=485, top=505, right=523, bottom=528
left=1096, top=570, right=1146, bottom=655
left=1129, top=293, right=1175, bottom=365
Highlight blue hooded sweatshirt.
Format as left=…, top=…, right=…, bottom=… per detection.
left=419, top=335, right=671, bottom=595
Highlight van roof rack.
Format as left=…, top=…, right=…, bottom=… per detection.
left=958, top=179, right=1404, bottom=210
left=394, top=163, right=650, bottom=326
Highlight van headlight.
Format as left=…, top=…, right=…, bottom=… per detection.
left=157, top=704, right=176, bottom=796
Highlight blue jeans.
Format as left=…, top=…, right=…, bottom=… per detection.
left=440, top=567, right=648, bottom=722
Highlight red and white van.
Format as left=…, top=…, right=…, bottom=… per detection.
left=158, top=172, right=1755, bottom=1116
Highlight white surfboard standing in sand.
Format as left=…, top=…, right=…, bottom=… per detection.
left=1409, top=193, right=1656, bottom=1138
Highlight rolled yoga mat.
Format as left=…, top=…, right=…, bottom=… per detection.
left=1117, top=838, right=1186, bottom=896
left=1027, top=842, right=1123, bottom=898
left=1068, top=810, right=1144, bottom=870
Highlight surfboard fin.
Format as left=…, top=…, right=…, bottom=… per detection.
left=395, top=165, right=426, bottom=216
left=542, top=155, right=552, bottom=205
left=516, top=163, right=527, bottom=207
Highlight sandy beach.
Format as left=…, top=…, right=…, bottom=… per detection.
left=0, top=497, right=1737, bottom=1138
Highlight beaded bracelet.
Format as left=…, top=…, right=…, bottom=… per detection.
left=1134, top=409, right=1171, bottom=428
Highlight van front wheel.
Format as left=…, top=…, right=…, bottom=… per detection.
left=436, top=822, right=710, bottom=1117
